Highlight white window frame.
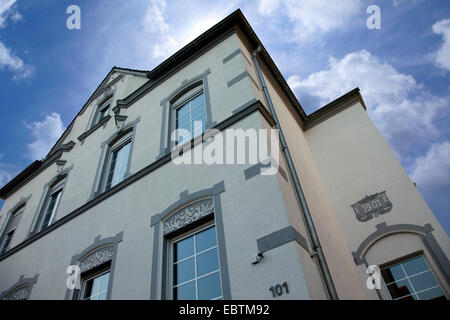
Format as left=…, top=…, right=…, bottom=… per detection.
left=381, top=255, right=446, bottom=300
left=39, top=184, right=63, bottom=231
left=80, top=268, right=111, bottom=300
left=104, top=138, right=132, bottom=191
left=168, top=222, right=223, bottom=300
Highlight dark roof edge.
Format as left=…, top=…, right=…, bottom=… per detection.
left=0, top=161, right=41, bottom=200
left=303, top=87, right=366, bottom=131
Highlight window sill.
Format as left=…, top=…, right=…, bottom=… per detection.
left=78, top=115, right=111, bottom=144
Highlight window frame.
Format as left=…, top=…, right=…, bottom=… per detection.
left=38, top=186, right=64, bottom=232
left=30, top=173, right=69, bottom=237
left=172, top=87, right=207, bottom=146
left=0, top=200, right=27, bottom=255
left=158, top=69, right=213, bottom=159
left=91, top=117, right=140, bottom=199
left=91, top=98, right=112, bottom=129
left=168, top=221, right=223, bottom=300
left=0, top=230, right=15, bottom=255
left=381, top=254, right=447, bottom=300
left=104, top=138, right=132, bottom=191
left=80, top=264, right=111, bottom=300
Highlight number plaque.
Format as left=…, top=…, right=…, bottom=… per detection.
left=351, top=191, right=393, bottom=222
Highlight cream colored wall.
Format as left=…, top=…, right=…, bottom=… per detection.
left=305, top=102, right=450, bottom=299
left=248, top=55, right=368, bottom=299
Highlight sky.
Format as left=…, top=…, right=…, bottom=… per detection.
left=0, top=0, right=449, bottom=234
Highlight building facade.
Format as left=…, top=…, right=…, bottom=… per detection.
left=0, top=10, right=448, bottom=300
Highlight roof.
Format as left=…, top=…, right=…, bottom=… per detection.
left=0, top=9, right=363, bottom=200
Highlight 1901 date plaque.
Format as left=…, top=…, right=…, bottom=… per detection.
left=351, top=191, right=393, bottom=222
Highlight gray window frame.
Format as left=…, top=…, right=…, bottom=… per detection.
left=168, top=221, right=223, bottom=300
left=172, top=87, right=207, bottom=146
left=158, top=69, right=214, bottom=159
left=28, top=167, right=72, bottom=237
left=149, top=181, right=230, bottom=300
left=90, top=97, right=113, bottom=129
left=66, top=232, right=123, bottom=300
left=0, top=196, right=29, bottom=255
left=104, top=138, right=132, bottom=191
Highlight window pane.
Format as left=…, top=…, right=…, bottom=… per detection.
left=100, top=272, right=110, bottom=293
left=197, top=248, right=219, bottom=277
left=41, top=189, right=61, bottom=230
left=409, top=271, right=438, bottom=292
left=174, top=281, right=196, bottom=300
left=190, top=94, right=204, bottom=108
left=191, top=102, right=205, bottom=120
left=98, top=292, right=107, bottom=300
left=387, top=279, right=414, bottom=299
left=0, top=231, right=14, bottom=254
left=107, top=142, right=130, bottom=189
left=192, top=114, right=206, bottom=136
left=83, top=279, right=93, bottom=299
left=91, top=277, right=101, bottom=296
left=381, top=264, right=405, bottom=283
left=197, top=272, right=222, bottom=300
left=416, top=286, right=445, bottom=300
left=177, top=104, right=190, bottom=117
left=174, top=258, right=195, bottom=284
left=195, top=227, right=216, bottom=253
left=176, top=112, right=190, bottom=126
left=402, top=256, right=428, bottom=276
left=174, top=237, right=194, bottom=261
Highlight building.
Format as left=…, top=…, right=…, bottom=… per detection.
left=0, top=10, right=448, bottom=300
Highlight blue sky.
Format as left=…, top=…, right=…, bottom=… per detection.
left=0, top=0, right=449, bottom=233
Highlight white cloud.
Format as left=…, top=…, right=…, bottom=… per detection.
left=257, top=0, right=363, bottom=41
left=24, top=113, right=65, bottom=161
left=0, top=40, right=34, bottom=80
left=0, top=0, right=19, bottom=28
left=411, top=141, right=450, bottom=187
left=142, top=0, right=179, bottom=58
left=0, top=0, right=33, bottom=80
left=287, top=50, right=448, bottom=158
left=432, top=18, right=450, bottom=71
left=0, top=154, right=18, bottom=187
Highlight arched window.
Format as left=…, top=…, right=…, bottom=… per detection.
left=171, top=83, right=207, bottom=145
left=0, top=205, right=25, bottom=255
left=32, top=175, right=67, bottom=234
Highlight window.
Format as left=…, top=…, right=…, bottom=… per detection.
left=32, top=178, right=65, bottom=234
left=81, top=269, right=110, bottom=300
left=171, top=225, right=222, bottom=300
left=94, top=101, right=111, bottom=126
left=381, top=255, right=446, bottom=300
left=0, top=207, right=23, bottom=255
left=175, top=92, right=206, bottom=145
left=0, top=230, right=14, bottom=255
left=105, top=141, right=131, bottom=190
left=40, top=187, right=62, bottom=231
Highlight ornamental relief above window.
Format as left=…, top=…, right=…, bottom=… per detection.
left=163, top=198, right=214, bottom=236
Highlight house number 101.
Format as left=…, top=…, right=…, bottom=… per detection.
left=269, top=282, right=289, bottom=297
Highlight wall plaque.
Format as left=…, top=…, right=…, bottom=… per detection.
left=351, top=191, right=393, bottom=222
